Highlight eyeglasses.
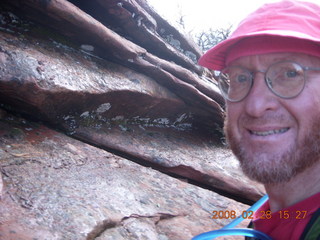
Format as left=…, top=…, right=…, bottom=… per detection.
left=218, top=61, right=320, bottom=102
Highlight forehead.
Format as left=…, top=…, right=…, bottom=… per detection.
left=228, top=52, right=320, bottom=68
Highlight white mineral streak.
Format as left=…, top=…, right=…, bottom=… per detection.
left=96, top=103, right=111, bottom=113
left=80, top=44, right=94, bottom=52
left=80, top=111, right=90, bottom=118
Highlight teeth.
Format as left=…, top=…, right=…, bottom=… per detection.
left=251, top=128, right=289, bottom=136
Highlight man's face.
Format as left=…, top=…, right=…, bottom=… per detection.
left=225, top=53, right=320, bottom=184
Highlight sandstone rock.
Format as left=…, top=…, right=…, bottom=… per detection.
left=0, top=113, right=251, bottom=240
left=0, top=30, right=191, bottom=124
left=0, top=2, right=265, bottom=239
left=74, top=123, right=265, bottom=203
left=0, top=7, right=264, bottom=203
left=0, top=171, right=2, bottom=199
left=2, top=0, right=224, bottom=110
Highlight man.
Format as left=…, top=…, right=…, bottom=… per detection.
left=199, top=0, right=320, bottom=239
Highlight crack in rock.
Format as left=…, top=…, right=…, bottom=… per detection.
left=88, top=212, right=187, bottom=239
left=121, top=212, right=187, bottom=225
left=86, top=219, right=119, bottom=240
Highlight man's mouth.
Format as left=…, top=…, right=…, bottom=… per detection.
left=250, top=127, right=290, bottom=136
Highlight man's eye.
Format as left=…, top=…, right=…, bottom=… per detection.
left=236, top=74, right=248, bottom=83
left=285, top=70, right=298, bottom=78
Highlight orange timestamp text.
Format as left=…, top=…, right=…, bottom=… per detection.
left=211, top=210, right=308, bottom=220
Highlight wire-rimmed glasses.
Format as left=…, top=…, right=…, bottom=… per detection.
left=218, top=61, right=320, bottom=102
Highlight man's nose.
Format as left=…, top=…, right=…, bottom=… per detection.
left=243, top=72, right=279, bottom=117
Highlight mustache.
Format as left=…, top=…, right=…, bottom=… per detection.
left=237, top=113, right=291, bottom=126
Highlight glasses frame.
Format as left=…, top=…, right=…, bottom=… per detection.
left=218, top=61, right=320, bottom=103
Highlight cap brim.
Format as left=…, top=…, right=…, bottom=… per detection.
left=198, top=30, right=320, bottom=70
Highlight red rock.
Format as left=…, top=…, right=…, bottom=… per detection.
left=0, top=114, right=250, bottom=240
left=0, top=4, right=263, bottom=203
left=0, top=2, right=265, bottom=238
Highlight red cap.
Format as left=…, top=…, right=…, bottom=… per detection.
left=198, top=0, right=320, bottom=70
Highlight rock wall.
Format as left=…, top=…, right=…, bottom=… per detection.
left=0, top=0, right=264, bottom=239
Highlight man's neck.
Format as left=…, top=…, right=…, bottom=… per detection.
left=264, top=161, right=320, bottom=212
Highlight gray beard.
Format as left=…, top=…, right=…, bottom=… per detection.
left=224, top=116, right=320, bottom=184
